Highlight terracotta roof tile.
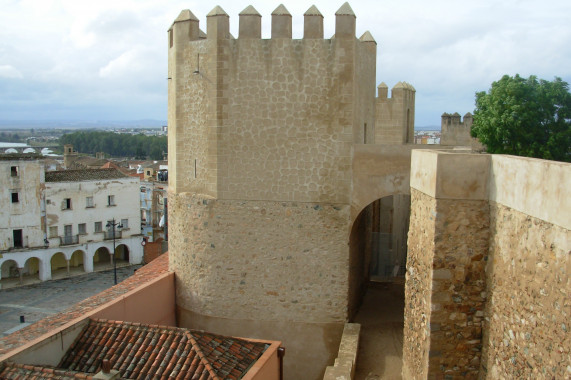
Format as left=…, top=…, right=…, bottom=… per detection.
left=0, top=254, right=169, bottom=356
left=0, top=362, right=94, bottom=379
left=56, top=319, right=268, bottom=380
left=45, top=168, right=128, bottom=182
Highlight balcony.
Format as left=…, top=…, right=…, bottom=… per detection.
left=60, top=235, right=79, bottom=246
left=104, top=230, right=122, bottom=240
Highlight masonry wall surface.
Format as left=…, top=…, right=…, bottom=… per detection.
left=406, top=150, right=570, bottom=379
left=480, top=203, right=570, bottom=379
left=168, top=7, right=380, bottom=380
left=402, top=189, right=435, bottom=380
left=169, top=192, right=350, bottom=379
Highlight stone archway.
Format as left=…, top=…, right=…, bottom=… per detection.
left=93, top=246, right=111, bottom=270
left=115, top=244, right=130, bottom=266
left=22, top=257, right=41, bottom=283
left=70, top=250, right=86, bottom=271
left=348, top=194, right=410, bottom=379
left=1, top=259, right=19, bottom=280
left=50, top=252, right=68, bottom=278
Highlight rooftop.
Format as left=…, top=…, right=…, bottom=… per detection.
left=57, top=319, right=268, bottom=379
left=0, top=254, right=169, bottom=356
left=45, top=168, right=128, bottom=182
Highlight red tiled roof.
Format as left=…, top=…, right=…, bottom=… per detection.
left=0, top=254, right=170, bottom=356
left=0, top=362, right=93, bottom=379
left=45, top=168, right=128, bottom=182
left=58, top=319, right=268, bottom=380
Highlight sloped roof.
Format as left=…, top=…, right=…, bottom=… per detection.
left=0, top=362, right=92, bottom=379
left=58, top=319, right=268, bottom=380
left=45, top=168, right=128, bottom=182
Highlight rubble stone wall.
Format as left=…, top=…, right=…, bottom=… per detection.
left=481, top=203, right=570, bottom=379
left=428, top=197, right=489, bottom=379
left=402, top=189, right=435, bottom=380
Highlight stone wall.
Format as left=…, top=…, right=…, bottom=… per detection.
left=375, top=82, right=415, bottom=145
left=168, top=5, right=376, bottom=202
left=428, top=197, right=489, bottom=379
left=402, top=189, right=435, bottom=380
left=406, top=150, right=570, bottom=379
left=169, top=191, right=350, bottom=380
left=481, top=203, right=570, bottom=379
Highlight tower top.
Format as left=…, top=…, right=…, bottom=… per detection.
left=336, top=2, right=355, bottom=16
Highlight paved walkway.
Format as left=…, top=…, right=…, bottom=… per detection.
left=0, top=264, right=141, bottom=335
left=353, top=281, right=405, bottom=380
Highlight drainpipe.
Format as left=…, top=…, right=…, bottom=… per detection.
left=278, top=346, right=285, bottom=380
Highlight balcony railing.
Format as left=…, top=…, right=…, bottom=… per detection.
left=104, top=230, right=123, bottom=240
left=60, top=235, right=79, bottom=246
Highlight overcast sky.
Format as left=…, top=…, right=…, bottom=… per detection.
left=1, top=0, right=569, bottom=127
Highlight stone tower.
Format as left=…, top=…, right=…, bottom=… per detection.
left=167, top=3, right=411, bottom=379
left=440, top=111, right=473, bottom=145
left=375, top=81, right=416, bottom=144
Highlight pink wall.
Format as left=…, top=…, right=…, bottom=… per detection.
left=92, top=272, right=176, bottom=326
left=243, top=341, right=282, bottom=380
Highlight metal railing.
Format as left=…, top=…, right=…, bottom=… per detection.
left=104, top=230, right=122, bottom=240
left=60, top=235, right=79, bottom=246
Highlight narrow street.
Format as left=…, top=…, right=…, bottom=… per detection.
left=353, top=281, right=405, bottom=380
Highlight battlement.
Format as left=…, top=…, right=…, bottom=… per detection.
left=168, top=3, right=373, bottom=44
left=441, top=112, right=474, bottom=146
left=377, top=81, right=416, bottom=100
left=441, top=112, right=473, bottom=128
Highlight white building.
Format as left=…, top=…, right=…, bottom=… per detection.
left=0, top=156, right=143, bottom=286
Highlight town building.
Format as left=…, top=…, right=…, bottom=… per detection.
left=0, top=155, right=144, bottom=286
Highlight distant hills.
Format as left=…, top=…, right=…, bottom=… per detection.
left=415, top=125, right=440, bottom=131
left=0, top=119, right=439, bottom=131
left=0, top=119, right=167, bottom=129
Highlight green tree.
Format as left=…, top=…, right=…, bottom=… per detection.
left=471, top=74, right=571, bottom=162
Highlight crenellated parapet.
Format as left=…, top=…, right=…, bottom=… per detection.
left=168, top=2, right=363, bottom=44
left=375, top=82, right=416, bottom=144
left=441, top=112, right=474, bottom=146
left=167, top=2, right=377, bottom=197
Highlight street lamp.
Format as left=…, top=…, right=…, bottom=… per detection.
left=106, top=218, right=123, bottom=285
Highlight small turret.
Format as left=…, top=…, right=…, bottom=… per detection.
left=239, top=5, right=261, bottom=39
left=171, top=10, right=200, bottom=46
left=207, top=6, right=229, bottom=40
left=377, top=82, right=388, bottom=99
left=272, top=4, right=292, bottom=38
left=304, top=5, right=323, bottom=39
left=335, top=2, right=356, bottom=39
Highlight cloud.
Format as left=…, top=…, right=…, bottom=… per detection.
left=0, top=0, right=570, bottom=125
left=0, top=65, right=23, bottom=79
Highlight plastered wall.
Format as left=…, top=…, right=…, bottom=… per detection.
left=1, top=159, right=45, bottom=250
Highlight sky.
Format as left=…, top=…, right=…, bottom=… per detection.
left=0, top=0, right=569, bottom=127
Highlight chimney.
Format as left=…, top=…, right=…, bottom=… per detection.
left=94, top=359, right=120, bottom=380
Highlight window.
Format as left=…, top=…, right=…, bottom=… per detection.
left=13, top=229, right=23, bottom=248
left=11, top=192, right=19, bottom=203
left=78, top=223, right=87, bottom=235
left=95, top=221, right=102, bottom=233
left=86, top=196, right=94, bottom=208
left=62, top=198, right=72, bottom=210
left=49, top=226, right=58, bottom=238
left=121, top=219, right=129, bottom=229
left=107, top=195, right=115, bottom=206
left=11, top=166, right=18, bottom=177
